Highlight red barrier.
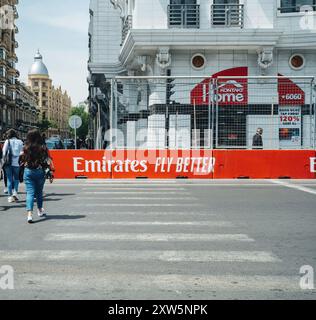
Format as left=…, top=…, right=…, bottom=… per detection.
left=50, top=150, right=112, bottom=179
left=50, top=150, right=316, bottom=179
left=111, top=149, right=214, bottom=179
left=50, top=149, right=215, bottom=179
left=213, top=150, right=316, bottom=179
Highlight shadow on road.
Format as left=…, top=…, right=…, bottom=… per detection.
left=0, top=204, right=25, bottom=211
left=32, top=214, right=86, bottom=224
left=44, top=193, right=76, bottom=197
left=0, top=198, right=64, bottom=209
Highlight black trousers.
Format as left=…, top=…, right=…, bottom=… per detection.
left=2, top=169, right=7, bottom=187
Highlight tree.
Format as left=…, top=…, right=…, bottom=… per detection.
left=37, top=119, right=52, bottom=132
left=69, top=106, right=89, bottom=140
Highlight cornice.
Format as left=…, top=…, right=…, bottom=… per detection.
left=119, top=29, right=284, bottom=64
left=88, top=62, right=126, bottom=77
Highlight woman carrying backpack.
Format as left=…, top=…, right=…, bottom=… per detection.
left=2, top=129, right=23, bottom=203
left=20, top=129, right=53, bottom=224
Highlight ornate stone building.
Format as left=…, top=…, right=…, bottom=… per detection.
left=28, top=51, right=72, bottom=138
left=0, top=0, right=39, bottom=139
left=15, top=81, right=39, bottom=139
left=88, top=0, right=316, bottom=149
left=0, top=0, right=19, bottom=137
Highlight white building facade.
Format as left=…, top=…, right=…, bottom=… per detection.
left=88, top=0, right=316, bottom=149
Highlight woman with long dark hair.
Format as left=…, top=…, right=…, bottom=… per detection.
left=20, top=129, right=52, bottom=224
left=2, top=129, right=24, bottom=203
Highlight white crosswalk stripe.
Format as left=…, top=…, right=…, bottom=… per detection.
left=76, top=197, right=198, bottom=201
left=54, top=221, right=235, bottom=227
left=0, top=250, right=280, bottom=262
left=45, top=233, right=255, bottom=242
left=72, top=203, right=201, bottom=207
left=11, top=274, right=299, bottom=292
left=79, top=191, right=191, bottom=194
left=75, top=211, right=216, bottom=216
left=81, top=188, right=187, bottom=191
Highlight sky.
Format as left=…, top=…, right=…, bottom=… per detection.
left=16, top=0, right=90, bottom=105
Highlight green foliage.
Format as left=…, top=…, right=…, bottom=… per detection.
left=37, top=119, right=52, bottom=132
left=69, top=106, right=89, bottom=139
left=50, top=121, right=58, bottom=129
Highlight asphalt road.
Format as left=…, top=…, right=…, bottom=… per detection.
left=0, top=179, right=316, bottom=300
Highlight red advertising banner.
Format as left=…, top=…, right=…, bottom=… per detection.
left=278, top=73, right=305, bottom=105
left=50, top=150, right=316, bottom=180
left=190, top=67, right=248, bottom=106
left=50, top=150, right=215, bottom=179
left=213, top=150, right=315, bottom=179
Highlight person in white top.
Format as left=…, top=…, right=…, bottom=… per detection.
left=2, top=129, right=24, bottom=203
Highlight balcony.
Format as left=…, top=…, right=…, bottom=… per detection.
left=168, top=4, right=200, bottom=29
left=211, top=4, right=244, bottom=28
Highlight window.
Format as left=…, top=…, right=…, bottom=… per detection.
left=0, top=48, right=6, bottom=60
left=191, top=54, right=206, bottom=70
left=289, top=54, right=306, bottom=70
left=0, top=84, right=6, bottom=96
left=168, top=0, right=200, bottom=28
left=33, top=81, right=39, bottom=87
left=280, top=0, right=316, bottom=13
left=0, top=66, right=6, bottom=78
left=212, top=0, right=243, bottom=27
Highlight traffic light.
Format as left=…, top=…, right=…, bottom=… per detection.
left=166, top=69, right=175, bottom=105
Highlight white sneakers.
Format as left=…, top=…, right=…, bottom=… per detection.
left=27, top=215, right=33, bottom=224
left=13, top=191, right=19, bottom=201
left=4, top=188, right=8, bottom=194
left=8, top=196, right=15, bottom=203
left=27, top=209, right=47, bottom=224
left=38, top=209, right=47, bottom=218
left=7, top=191, right=19, bottom=203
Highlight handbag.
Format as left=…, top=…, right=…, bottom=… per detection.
left=42, top=155, right=55, bottom=183
left=19, top=166, right=25, bottom=183
left=2, top=140, right=12, bottom=168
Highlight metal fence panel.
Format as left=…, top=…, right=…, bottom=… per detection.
left=109, top=76, right=315, bottom=150
left=215, top=76, right=315, bottom=150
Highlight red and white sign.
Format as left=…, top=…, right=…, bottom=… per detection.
left=311, top=158, right=316, bottom=173
left=279, top=106, right=302, bottom=148
left=278, top=74, right=305, bottom=105
left=49, top=150, right=316, bottom=179
left=50, top=150, right=215, bottom=179
left=191, top=67, right=248, bottom=106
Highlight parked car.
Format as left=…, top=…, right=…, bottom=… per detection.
left=46, top=138, right=64, bottom=150
left=63, top=139, right=75, bottom=149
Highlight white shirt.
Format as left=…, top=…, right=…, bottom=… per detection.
left=3, top=138, right=24, bottom=167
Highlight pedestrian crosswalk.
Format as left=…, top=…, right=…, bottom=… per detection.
left=0, top=179, right=315, bottom=300
left=44, top=233, right=255, bottom=242
left=0, top=250, right=281, bottom=263
left=54, top=221, right=235, bottom=227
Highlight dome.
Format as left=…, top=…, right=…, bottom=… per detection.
left=29, top=50, right=49, bottom=76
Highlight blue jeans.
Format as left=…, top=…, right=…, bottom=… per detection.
left=24, top=168, right=46, bottom=212
left=4, top=166, right=20, bottom=196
